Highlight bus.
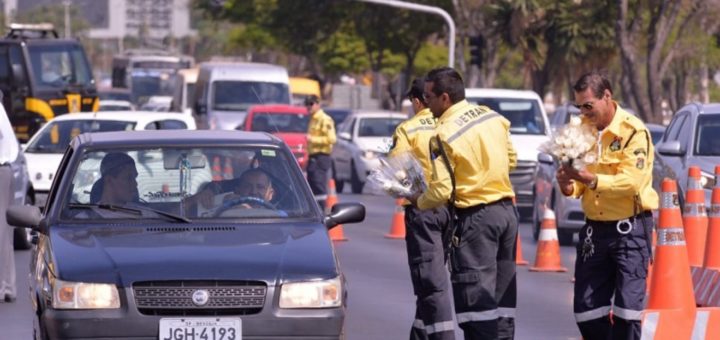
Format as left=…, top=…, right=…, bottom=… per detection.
left=111, top=50, right=194, bottom=106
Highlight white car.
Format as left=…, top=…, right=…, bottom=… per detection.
left=331, top=110, right=407, bottom=194
left=23, top=111, right=196, bottom=194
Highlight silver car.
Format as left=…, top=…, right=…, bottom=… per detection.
left=10, top=145, right=35, bottom=249
left=654, top=102, right=719, bottom=208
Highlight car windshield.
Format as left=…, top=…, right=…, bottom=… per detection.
left=695, top=115, right=720, bottom=156
left=357, top=117, right=404, bottom=137
left=25, top=120, right=136, bottom=154
left=250, top=112, right=309, bottom=133
left=28, top=44, right=94, bottom=88
left=468, top=97, right=546, bottom=135
left=212, top=81, right=290, bottom=111
left=61, top=146, right=314, bottom=221
left=130, top=70, right=178, bottom=104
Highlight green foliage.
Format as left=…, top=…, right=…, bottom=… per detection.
left=414, top=42, right=449, bottom=76
left=317, top=23, right=369, bottom=76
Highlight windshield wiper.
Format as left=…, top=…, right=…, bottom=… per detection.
left=68, top=203, right=191, bottom=223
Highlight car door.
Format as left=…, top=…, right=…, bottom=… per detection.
left=655, top=112, right=689, bottom=188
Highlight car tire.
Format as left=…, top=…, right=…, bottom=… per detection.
left=13, top=192, right=34, bottom=250
left=350, top=163, right=364, bottom=194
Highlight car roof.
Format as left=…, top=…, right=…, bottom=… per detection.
left=692, top=103, right=720, bottom=114
left=345, top=110, right=407, bottom=118
left=198, top=62, right=288, bottom=82
left=465, top=88, right=542, bottom=100
left=48, top=111, right=187, bottom=122
left=248, top=104, right=307, bottom=114
left=72, top=130, right=282, bottom=149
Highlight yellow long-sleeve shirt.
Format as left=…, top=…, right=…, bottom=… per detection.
left=564, top=104, right=659, bottom=220
left=307, top=109, right=336, bottom=155
left=417, top=100, right=517, bottom=210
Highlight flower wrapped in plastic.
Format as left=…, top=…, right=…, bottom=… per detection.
left=538, top=115, right=599, bottom=170
left=367, top=152, right=427, bottom=198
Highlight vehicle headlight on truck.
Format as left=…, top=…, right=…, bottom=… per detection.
left=279, top=276, right=342, bottom=308
left=52, top=279, right=120, bottom=309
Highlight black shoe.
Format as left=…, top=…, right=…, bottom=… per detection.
left=4, top=294, right=15, bottom=303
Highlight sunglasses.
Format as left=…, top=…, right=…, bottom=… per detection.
left=573, top=102, right=595, bottom=111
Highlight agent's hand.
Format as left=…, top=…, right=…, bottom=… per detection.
left=561, top=164, right=596, bottom=186
left=556, top=166, right=575, bottom=196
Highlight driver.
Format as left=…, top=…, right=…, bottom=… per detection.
left=189, top=168, right=276, bottom=212
left=96, top=152, right=140, bottom=205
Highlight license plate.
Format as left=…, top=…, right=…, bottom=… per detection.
left=159, top=317, right=241, bottom=340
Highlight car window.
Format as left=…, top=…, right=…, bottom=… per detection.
left=61, top=146, right=313, bottom=221
left=357, top=117, right=404, bottom=137
left=468, top=97, right=546, bottom=135
left=251, top=112, right=309, bottom=133
left=695, top=115, right=720, bottom=156
left=25, top=120, right=136, bottom=154
left=144, top=120, right=188, bottom=130
left=664, top=113, right=687, bottom=142
left=676, top=113, right=692, bottom=150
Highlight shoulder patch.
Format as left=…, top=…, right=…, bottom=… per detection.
left=633, top=148, right=647, bottom=156
left=609, top=136, right=623, bottom=151
left=636, top=157, right=645, bottom=169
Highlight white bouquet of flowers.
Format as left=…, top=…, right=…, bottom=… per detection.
left=538, top=115, right=599, bottom=170
left=367, top=152, right=426, bottom=198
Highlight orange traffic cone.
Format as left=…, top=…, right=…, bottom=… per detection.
left=512, top=197, right=528, bottom=265
left=326, top=179, right=347, bottom=242
left=685, top=166, right=708, bottom=269
left=697, top=166, right=720, bottom=306
left=703, top=166, right=720, bottom=271
left=385, top=199, right=406, bottom=239
left=647, top=178, right=696, bottom=311
left=529, top=208, right=567, bottom=272
left=212, top=156, right=222, bottom=181
left=223, top=157, right=234, bottom=180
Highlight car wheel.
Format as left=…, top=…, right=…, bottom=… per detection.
left=350, top=163, right=364, bottom=194
left=13, top=192, right=34, bottom=250
left=333, top=164, right=345, bottom=193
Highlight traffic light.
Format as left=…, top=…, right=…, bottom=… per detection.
left=468, top=35, right=485, bottom=69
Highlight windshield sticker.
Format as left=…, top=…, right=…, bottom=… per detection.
left=261, top=149, right=276, bottom=157
left=144, top=191, right=185, bottom=200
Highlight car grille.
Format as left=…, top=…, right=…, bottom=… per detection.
left=133, top=281, right=266, bottom=316
left=510, top=160, right=537, bottom=185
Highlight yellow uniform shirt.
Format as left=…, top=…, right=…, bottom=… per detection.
left=307, top=109, right=336, bottom=155
left=565, top=104, right=659, bottom=220
left=417, top=100, right=517, bottom=210
left=388, top=108, right=436, bottom=181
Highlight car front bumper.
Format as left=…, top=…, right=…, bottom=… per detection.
left=41, top=287, right=345, bottom=339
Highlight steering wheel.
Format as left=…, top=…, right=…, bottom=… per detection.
left=212, top=196, right=276, bottom=217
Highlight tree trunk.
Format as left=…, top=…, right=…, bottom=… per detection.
left=699, top=60, right=709, bottom=103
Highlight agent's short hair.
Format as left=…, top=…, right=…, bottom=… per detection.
left=405, top=77, right=427, bottom=106
left=426, top=67, right=465, bottom=103
left=573, top=71, right=613, bottom=99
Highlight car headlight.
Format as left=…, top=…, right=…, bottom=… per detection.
left=700, top=171, right=715, bottom=190
left=52, top=279, right=120, bottom=309
left=279, top=276, right=342, bottom=308
left=362, top=150, right=377, bottom=159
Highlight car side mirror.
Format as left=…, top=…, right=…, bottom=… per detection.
left=338, top=132, right=351, bottom=141
left=324, top=202, right=365, bottom=229
left=657, top=141, right=685, bottom=156
left=7, top=205, right=44, bottom=233
left=537, top=152, right=554, bottom=164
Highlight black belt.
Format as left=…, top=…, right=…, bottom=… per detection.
left=456, top=197, right=514, bottom=216
left=586, top=210, right=653, bottom=227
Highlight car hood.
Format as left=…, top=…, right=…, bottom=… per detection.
left=273, top=132, right=307, bottom=149
left=354, top=137, right=392, bottom=154
left=210, top=110, right=248, bottom=130
left=25, top=152, right=64, bottom=191
left=511, top=134, right=550, bottom=162
left=49, top=223, right=338, bottom=286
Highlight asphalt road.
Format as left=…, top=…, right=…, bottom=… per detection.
left=0, top=191, right=581, bottom=340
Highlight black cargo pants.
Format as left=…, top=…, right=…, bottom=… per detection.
left=307, top=153, right=331, bottom=211
left=405, top=205, right=455, bottom=340
left=451, top=198, right=518, bottom=340
left=573, top=211, right=653, bottom=340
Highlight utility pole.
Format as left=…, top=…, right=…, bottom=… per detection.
left=356, top=0, right=455, bottom=68
left=63, top=0, right=71, bottom=38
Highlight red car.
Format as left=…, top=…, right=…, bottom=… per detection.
left=243, top=104, right=310, bottom=170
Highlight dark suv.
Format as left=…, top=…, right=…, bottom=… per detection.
left=6, top=130, right=364, bottom=339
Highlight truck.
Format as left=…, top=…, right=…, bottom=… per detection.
left=111, top=49, right=194, bottom=106
left=0, top=23, right=98, bottom=142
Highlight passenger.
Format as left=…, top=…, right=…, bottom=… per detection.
left=190, top=168, right=276, bottom=212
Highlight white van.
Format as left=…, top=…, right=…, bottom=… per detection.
left=465, top=88, right=551, bottom=212
left=193, top=62, right=291, bottom=130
